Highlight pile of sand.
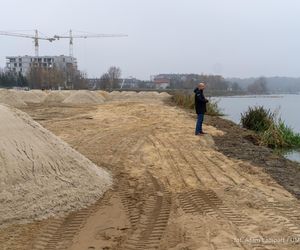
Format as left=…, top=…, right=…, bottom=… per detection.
left=108, top=91, right=171, bottom=101
left=0, top=90, right=49, bottom=107
left=0, top=89, right=170, bottom=107
left=14, top=90, right=47, bottom=104
left=138, top=91, right=160, bottom=98
left=0, top=104, right=112, bottom=227
left=0, top=89, right=27, bottom=107
left=109, top=91, right=121, bottom=96
left=43, top=90, right=71, bottom=104
left=95, top=90, right=110, bottom=99
left=63, top=90, right=105, bottom=104
left=11, top=90, right=47, bottom=103
left=159, top=92, right=171, bottom=98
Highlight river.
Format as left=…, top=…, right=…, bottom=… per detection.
left=213, top=94, right=300, bottom=163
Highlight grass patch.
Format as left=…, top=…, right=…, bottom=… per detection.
left=171, top=92, right=223, bottom=116
left=171, top=92, right=195, bottom=109
left=241, top=106, right=300, bottom=149
left=206, top=99, right=223, bottom=116
left=277, top=120, right=300, bottom=147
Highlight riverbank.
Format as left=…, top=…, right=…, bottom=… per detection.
left=167, top=93, right=300, bottom=199
left=205, top=115, right=300, bottom=199
left=213, top=94, right=300, bottom=163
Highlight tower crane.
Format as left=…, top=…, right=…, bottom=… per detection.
left=0, top=30, right=55, bottom=57
left=54, top=30, right=128, bottom=57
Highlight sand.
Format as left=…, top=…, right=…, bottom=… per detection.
left=108, top=91, right=171, bottom=101
left=43, top=90, right=71, bottom=104
left=0, top=90, right=170, bottom=107
left=63, top=90, right=105, bottom=104
left=16, top=90, right=47, bottom=103
left=1, top=95, right=300, bottom=249
left=95, top=90, right=110, bottom=100
left=21, top=99, right=299, bottom=250
left=0, top=89, right=27, bottom=107
left=0, top=104, right=112, bottom=227
left=0, top=90, right=49, bottom=107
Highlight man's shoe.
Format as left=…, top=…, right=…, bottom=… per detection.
left=200, top=132, right=207, bottom=135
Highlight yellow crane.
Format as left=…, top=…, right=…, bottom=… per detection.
left=0, top=30, right=55, bottom=57
left=54, top=29, right=128, bottom=57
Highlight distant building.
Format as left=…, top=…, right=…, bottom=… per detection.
left=120, top=77, right=141, bottom=89
left=154, top=79, right=170, bottom=89
left=87, top=78, right=100, bottom=90
left=153, top=75, right=171, bottom=89
left=5, top=55, right=77, bottom=76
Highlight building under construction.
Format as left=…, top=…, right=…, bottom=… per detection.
left=5, top=55, right=77, bottom=77
left=1, top=29, right=127, bottom=89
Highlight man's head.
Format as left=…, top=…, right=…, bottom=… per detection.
left=198, top=82, right=206, bottom=90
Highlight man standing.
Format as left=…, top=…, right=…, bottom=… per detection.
left=194, top=82, right=209, bottom=135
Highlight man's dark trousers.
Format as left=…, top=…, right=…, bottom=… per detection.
left=195, top=113, right=204, bottom=135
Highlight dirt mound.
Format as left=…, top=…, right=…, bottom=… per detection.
left=0, top=89, right=49, bottom=106
left=14, top=90, right=47, bottom=103
left=63, top=90, right=105, bottom=104
left=95, top=90, right=110, bottom=99
left=0, top=104, right=112, bottom=227
left=43, top=91, right=71, bottom=104
left=108, top=91, right=170, bottom=101
left=137, top=91, right=160, bottom=96
left=109, top=91, right=121, bottom=96
left=0, top=89, right=27, bottom=107
left=159, top=92, right=171, bottom=98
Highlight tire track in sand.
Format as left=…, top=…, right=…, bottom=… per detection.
left=121, top=172, right=171, bottom=250
left=32, top=195, right=110, bottom=250
left=152, top=134, right=271, bottom=249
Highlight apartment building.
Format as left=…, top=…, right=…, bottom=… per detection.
left=5, top=55, right=77, bottom=76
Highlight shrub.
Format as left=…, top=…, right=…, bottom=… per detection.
left=241, top=106, right=300, bottom=149
left=241, top=106, right=274, bottom=132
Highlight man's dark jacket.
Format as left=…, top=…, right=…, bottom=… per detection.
left=194, top=88, right=208, bottom=114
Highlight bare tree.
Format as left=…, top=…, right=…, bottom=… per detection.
left=107, top=66, right=121, bottom=90
left=98, top=73, right=110, bottom=90
left=73, top=71, right=89, bottom=90
left=27, top=67, right=43, bottom=89
left=27, top=66, right=66, bottom=89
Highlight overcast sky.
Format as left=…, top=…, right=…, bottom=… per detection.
left=0, top=0, right=299, bottom=80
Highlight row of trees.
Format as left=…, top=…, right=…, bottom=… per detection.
left=0, top=65, right=122, bottom=90
left=0, top=70, right=28, bottom=88
left=163, top=74, right=267, bottom=93
left=247, top=77, right=268, bottom=94
left=0, top=66, right=89, bottom=90
left=164, top=74, right=231, bottom=91
left=27, top=66, right=88, bottom=89
left=1, top=65, right=268, bottom=94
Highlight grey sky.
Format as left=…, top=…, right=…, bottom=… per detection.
left=1, top=0, right=300, bottom=80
